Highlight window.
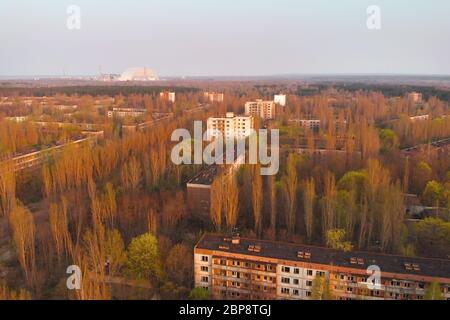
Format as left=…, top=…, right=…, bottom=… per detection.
left=306, top=281, right=313, bottom=287
left=294, top=268, right=300, bottom=274
left=293, top=279, right=299, bottom=285
left=282, top=277, right=290, bottom=284
left=306, top=291, right=312, bottom=297
left=307, top=270, right=313, bottom=276
left=317, top=271, right=325, bottom=277
left=281, top=288, right=290, bottom=295
left=201, top=276, right=209, bottom=283
left=282, top=266, right=291, bottom=273
left=201, top=266, right=208, bottom=272
left=201, top=256, right=209, bottom=262
left=293, top=289, right=299, bottom=296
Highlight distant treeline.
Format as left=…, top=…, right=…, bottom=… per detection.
left=300, top=83, right=450, bottom=101
left=0, top=85, right=200, bottom=97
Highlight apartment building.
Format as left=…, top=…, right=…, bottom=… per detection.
left=187, top=152, right=245, bottom=217
left=408, top=92, right=423, bottom=103
left=274, top=94, right=286, bottom=107
left=204, top=92, right=224, bottom=103
left=194, top=234, right=450, bottom=300
left=245, top=100, right=276, bottom=120
left=289, top=119, right=321, bottom=130
left=107, top=107, right=147, bottom=118
left=207, top=112, right=254, bottom=141
left=160, top=91, right=176, bottom=103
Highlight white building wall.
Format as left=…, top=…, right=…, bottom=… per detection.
left=274, top=94, right=286, bottom=107
left=194, top=253, right=213, bottom=290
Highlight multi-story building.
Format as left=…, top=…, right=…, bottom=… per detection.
left=194, top=234, right=450, bottom=300
left=408, top=92, right=423, bottom=103
left=160, top=91, right=176, bottom=103
left=289, top=119, right=321, bottom=130
left=245, top=100, right=276, bottom=120
left=107, top=107, right=147, bottom=118
left=204, top=92, right=224, bottom=103
left=274, top=94, right=286, bottom=107
left=207, top=112, right=254, bottom=141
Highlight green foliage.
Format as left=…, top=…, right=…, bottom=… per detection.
left=326, top=229, right=353, bottom=252
left=311, top=276, right=334, bottom=300
left=379, top=129, right=399, bottom=153
left=412, top=161, right=433, bottom=193
left=165, top=244, right=193, bottom=287
left=189, top=287, right=211, bottom=300
left=414, top=218, right=450, bottom=258
left=105, top=229, right=127, bottom=276
left=422, top=180, right=448, bottom=207
left=424, top=282, right=444, bottom=300
left=337, top=170, right=367, bottom=194
left=126, top=233, right=161, bottom=280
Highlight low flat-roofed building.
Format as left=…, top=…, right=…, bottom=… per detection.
left=194, top=234, right=450, bottom=300
left=187, top=166, right=220, bottom=217
left=409, top=114, right=430, bottom=122
left=289, top=119, right=321, bottom=130
left=107, top=107, right=147, bottom=118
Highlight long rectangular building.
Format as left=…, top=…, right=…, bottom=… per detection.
left=194, top=234, right=450, bottom=300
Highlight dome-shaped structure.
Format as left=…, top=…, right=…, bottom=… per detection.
left=119, top=67, right=159, bottom=81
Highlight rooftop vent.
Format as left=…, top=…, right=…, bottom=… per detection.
left=350, top=257, right=357, bottom=264
left=404, top=263, right=421, bottom=271
left=219, top=245, right=230, bottom=250
left=248, top=245, right=262, bottom=253
left=298, top=251, right=312, bottom=259
left=357, top=258, right=365, bottom=265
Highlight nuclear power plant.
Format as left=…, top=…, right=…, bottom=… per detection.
left=118, top=67, right=159, bottom=81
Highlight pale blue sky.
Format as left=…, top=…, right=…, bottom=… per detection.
left=1, top=0, right=449, bottom=76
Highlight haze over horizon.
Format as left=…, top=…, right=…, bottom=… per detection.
left=1, top=0, right=450, bottom=77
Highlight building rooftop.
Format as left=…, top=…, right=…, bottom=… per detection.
left=187, top=166, right=219, bottom=186
left=195, top=234, right=450, bottom=280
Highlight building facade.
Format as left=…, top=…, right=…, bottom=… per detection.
left=160, top=91, right=176, bottom=103
left=245, top=100, right=276, bottom=120
left=194, top=234, right=450, bottom=300
left=207, top=112, right=254, bottom=141
left=107, top=107, right=147, bottom=118
left=274, top=94, right=286, bottom=107
left=204, top=92, right=224, bottom=103
left=408, top=92, right=423, bottom=103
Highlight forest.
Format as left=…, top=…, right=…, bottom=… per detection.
left=0, top=83, right=449, bottom=300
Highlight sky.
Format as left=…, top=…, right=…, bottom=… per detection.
left=1, top=0, right=450, bottom=77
